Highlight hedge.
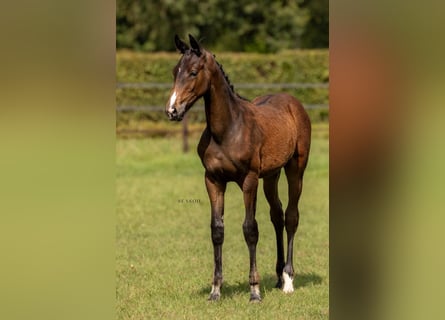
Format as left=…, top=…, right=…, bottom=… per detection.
left=116, top=49, right=328, bottom=124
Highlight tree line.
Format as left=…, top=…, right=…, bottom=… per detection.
left=117, top=0, right=328, bottom=52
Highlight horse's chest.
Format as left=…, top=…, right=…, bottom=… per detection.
left=202, top=146, right=236, bottom=175
left=200, top=141, right=250, bottom=179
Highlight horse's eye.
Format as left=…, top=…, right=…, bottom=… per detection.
left=190, top=70, right=198, bottom=77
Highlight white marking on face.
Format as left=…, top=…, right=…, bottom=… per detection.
left=282, top=272, right=294, bottom=293
left=168, top=91, right=177, bottom=113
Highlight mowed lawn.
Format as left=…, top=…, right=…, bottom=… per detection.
left=116, top=124, right=329, bottom=319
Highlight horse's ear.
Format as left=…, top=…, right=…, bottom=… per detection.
left=175, top=35, right=189, bottom=54
left=189, top=34, right=202, bottom=56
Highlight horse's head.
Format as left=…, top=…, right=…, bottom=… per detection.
left=166, top=34, right=210, bottom=121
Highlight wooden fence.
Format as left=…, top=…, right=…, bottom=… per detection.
left=116, top=82, right=329, bottom=152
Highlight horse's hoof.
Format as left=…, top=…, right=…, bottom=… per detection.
left=249, top=294, right=262, bottom=303
left=275, top=279, right=283, bottom=289
left=208, top=293, right=220, bottom=301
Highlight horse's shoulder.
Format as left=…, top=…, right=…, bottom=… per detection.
left=197, top=127, right=211, bottom=158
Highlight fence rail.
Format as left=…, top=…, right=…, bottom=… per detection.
left=117, top=82, right=329, bottom=89
left=116, top=104, right=328, bottom=112
left=116, top=82, right=329, bottom=112
left=116, top=82, right=328, bottom=147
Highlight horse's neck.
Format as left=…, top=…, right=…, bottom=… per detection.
left=204, top=70, right=241, bottom=142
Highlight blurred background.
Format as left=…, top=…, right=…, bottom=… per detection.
left=117, top=0, right=328, bottom=52
left=116, top=0, right=329, bottom=144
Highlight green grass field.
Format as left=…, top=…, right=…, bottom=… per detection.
left=116, top=124, right=328, bottom=319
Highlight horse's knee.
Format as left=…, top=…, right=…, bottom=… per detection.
left=211, top=220, right=224, bottom=245
left=242, top=219, right=258, bottom=244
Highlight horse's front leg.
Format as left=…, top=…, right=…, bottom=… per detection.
left=205, top=172, right=226, bottom=301
left=240, top=172, right=261, bottom=302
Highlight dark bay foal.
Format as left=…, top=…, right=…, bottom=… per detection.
left=166, top=35, right=311, bottom=302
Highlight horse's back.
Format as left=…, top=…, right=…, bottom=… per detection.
left=252, top=92, right=307, bottom=119
left=252, top=93, right=310, bottom=139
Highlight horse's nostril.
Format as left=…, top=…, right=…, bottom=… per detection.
left=167, top=106, right=178, bottom=120
left=167, top=106, right=177, bottom=116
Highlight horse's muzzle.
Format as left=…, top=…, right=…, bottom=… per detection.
left=167, top=108, right=185, bottom=121
left=166, top=103, right=186, bottom=121
left=166, top=107, right=177, bottom=121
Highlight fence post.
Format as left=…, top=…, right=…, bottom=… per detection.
left=182, top=114, right=189, bottom=153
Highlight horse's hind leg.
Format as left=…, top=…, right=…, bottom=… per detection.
left=263, top=171, right=285, bottom=289
left=282, top=152, right=308, bottom=293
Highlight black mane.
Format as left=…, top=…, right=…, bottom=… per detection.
left=215, top=59, right=234, bottom=92
left=214, top=55, right=249, bottom=101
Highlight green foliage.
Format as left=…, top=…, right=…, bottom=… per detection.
left=116, top=50, right=329, bottom=83
left=116, top=132, right=329, bottom=318
left=299, top=0, right=329, bottom=48
left=116, top=49, right=329, bottom=127
left=116, top=0, right=328, bottom=52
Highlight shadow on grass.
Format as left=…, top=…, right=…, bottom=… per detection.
left=197, top=272, right=323, bottom=299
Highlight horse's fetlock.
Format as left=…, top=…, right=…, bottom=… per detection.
left=283, top=264, right=294, bottom=277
